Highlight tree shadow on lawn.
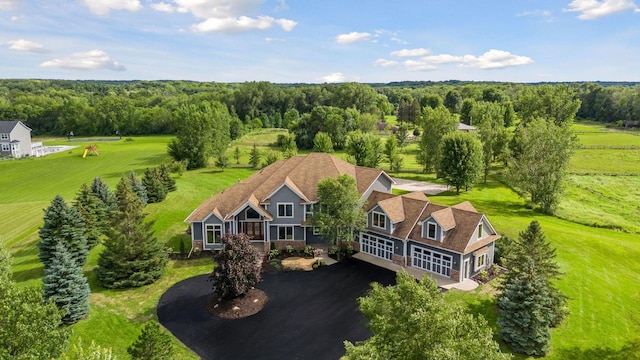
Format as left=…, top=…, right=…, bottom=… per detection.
left=157, top=259, right=397, bottom=360
left=554, top=337, right=640, bottom=360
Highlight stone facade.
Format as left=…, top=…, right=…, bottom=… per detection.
left=392, top=254, right=404, bottom=266
left=272, top=240, right=306, bottom=251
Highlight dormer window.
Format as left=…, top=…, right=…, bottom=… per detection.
left=478, top=223, right=483, bottom=239
left=372, top=211, right=386, bottom=229
left=426, top=221, right=437, bottom=240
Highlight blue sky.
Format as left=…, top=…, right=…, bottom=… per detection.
left=1, top=0, right=639, bottom=83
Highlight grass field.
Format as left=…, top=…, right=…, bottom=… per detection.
left=2, top=127, right=640, bottom=359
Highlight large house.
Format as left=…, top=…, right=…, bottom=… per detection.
left=0, top=121, right=33, bottom=158
left=186, top=153, right=499, bottom=283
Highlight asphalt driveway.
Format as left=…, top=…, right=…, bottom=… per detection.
left=157, top=259, right=396, bottom=360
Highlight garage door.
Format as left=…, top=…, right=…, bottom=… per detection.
left=360, top=233, right=393, bottom=261
left=412, top=246, right=452, bottom=277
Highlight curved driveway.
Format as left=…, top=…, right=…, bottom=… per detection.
left=158, top=259, right=396, bottom=360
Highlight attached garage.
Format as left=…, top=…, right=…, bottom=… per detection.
left=360, top=233, right=394, bottom=261
left=411, top=246, right=452, bottom=277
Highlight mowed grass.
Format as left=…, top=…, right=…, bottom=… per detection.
left=577, top=132, right=640, bottom=147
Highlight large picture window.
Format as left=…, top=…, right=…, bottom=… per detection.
left=278, top=226, right=294, bottom=240
left=278, top=203, right=293, bottom=218
left=205, top=224, right=222, bottom=245
left=372, top=212, right=386, bottom=229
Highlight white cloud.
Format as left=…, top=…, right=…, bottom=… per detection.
left=320, top=72, right=345, bottom=83
left=151, top=2, right=175, bottom=12
left=80, top=0, right=142, bottom=15
left=374, top=58, right=399, bottom=67
left=192, top=15, right=296, bottom=33
left=390, top=48, right=430, bottom=57
left=40, top=50, right=126, bottom=71
left=335, top=32, right=371, bottom=44
left=173, top=0, right=262, bottom=19
left=404, top=60, right=436, bottom=71
left=4, top=39, right=50, bottom=53
left=463, top=49, right=533, bottom=69
left=0, top=0, right=20, bottom=11
left=421, top=54, right=464, bottom=64
left=390, top=37, right=408, bottom=45
left=564, top=0, right=639, bottom=19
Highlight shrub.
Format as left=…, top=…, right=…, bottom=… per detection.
left=269, top=249, right=279, bottom=260
left=127, top=321, right=174, bottom=360
left=209, top=233, right=262, bottom=300
left=285, top=245, right=294, bottom=254
left=304, top=246, right=315, bottom=256
left=478, top=270, right=489, bottom=282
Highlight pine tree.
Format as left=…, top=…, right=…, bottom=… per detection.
left=127, top=171, right=148, bottom=206
left=249, top=143, right=261, bottom=169
left=127, top=321, right=174, bottom=360
left=158, top=163, right=177, bottom=192
left=142, top=167, right=167, bottom=204
left=234, top=146, right=241, bottom=164
left=74, top=183, right=106, bottom=249
left=96, top=178, right=168, bottom=289
left=215, top=150, right=230, bottom=170
left=498, top=259, right=553, bottom=356
left=91, top=176, right=116, bottom=212
left=43, top=242, right=90, bottom=325
left=209, top=233, right=262, bottom=300
left=38, top=195, right=88, bottom=268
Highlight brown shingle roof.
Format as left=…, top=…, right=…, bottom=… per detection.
left=377, top=196, right=405, bottom=223
left=431, top=208, right=456, bottom=231
left=186, top=153, right=389, bottom=222
left=452, top=201, right=477, bottom=212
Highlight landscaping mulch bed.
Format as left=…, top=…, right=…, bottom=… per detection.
left=207, top=289, right=268, bottom=319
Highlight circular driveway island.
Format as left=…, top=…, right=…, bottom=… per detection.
left=158, top=259, right=396, bottom=360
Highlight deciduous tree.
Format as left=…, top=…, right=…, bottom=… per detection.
left=416, top=105, right=457, bottom=173
left=209, top=233, right=262, bottom=300
left=439, top=131, right=483, bottom=194
left=312, top=132, right=334, bottom=153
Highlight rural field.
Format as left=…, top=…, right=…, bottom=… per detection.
left=2, top=124, right=639, bottom=359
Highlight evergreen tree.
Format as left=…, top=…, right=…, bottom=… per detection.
left=234, top=146, right=241, bottom=164
left=142, top=167, right=167, bottom=204
left=498, top=259, right=553, bottom=356
left=312, top=132, right=334, bottom=153
left=157, top=163, right=177, bottom=192
left=127, top=321, right=174, bottom=360
left=95, top=178, right=168, bottom=289
left=209, top=233, right=262, bottom=300
left=215, top=150, right=230, bottom=170
left=249, top=143, right=261, bottom=169
left=74, top=183, right=106, bottom=249
left=90, top=176, right=116, bottom=212
left=38, top=195, right=88, bottom=268
left=43, top=242, right=90, bottom=325
left=127, top=171, right=148, bottom=206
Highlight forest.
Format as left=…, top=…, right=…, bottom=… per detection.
left=0, top=79, right=638, bottom=138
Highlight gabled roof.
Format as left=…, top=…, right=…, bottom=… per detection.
left=0, top=121, right=31, bottom=133
left=376, top=196, right=405, bottom=224
left=452, top=201, right=477, bottom=212
left=431, top=208, right=456, bottom=231
left=186, top=153, right=390, bottom=222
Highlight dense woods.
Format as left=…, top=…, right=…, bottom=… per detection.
left=1, top=80, right=638, bottom=139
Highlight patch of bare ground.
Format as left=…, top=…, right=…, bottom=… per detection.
left=207, top=289, right=268, bottom=319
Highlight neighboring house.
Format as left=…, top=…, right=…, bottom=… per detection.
left=457, top=122, right=477, bottom=132
left=0, top=121, right=33, bottom=158
left=186, top=152, right=499, bottom=283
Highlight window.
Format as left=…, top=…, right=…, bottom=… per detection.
left=245, top=208, right=260, bottom=219
left=426, top=222, right=437, bottom=240
left=0, top=133, right=8, bottom=140
left=1, top=144, right=9, bottom=152
left=205, top=224, right=223, bottom=245
left=372, top=212, right=386, bottom=229
left=475, top=253, right=487, bottom=271
left=278, top=226, right=294, bottom=240
left=305, top=203, right=316, bottom=219
left=478, top=223, right=483, bottom=238
left=277, top=203, right=293, bottom=218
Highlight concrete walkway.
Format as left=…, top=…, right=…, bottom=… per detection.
left=353, top=252, right=478, bottom=291
left=392, top=177, right=449, bottom=195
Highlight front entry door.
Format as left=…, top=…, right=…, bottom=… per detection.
left=463, top=259, right=470, bottom=279
left=243, top=222, right=264, bottom=240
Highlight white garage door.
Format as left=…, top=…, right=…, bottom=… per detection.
left=412, top=246, right=452, bottom=277
left=361, top=233, right=394, bottom=261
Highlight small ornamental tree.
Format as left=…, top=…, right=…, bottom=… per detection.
left=127, top=321, right=174, bottom=360
left=209, top=233, right=262, bottom=300
left=42, top=242, right=90, bottom=325
left=142, top=167, right=167, bottom=204
left=128, top=170, right=148, bottom=206
left=74, top=183, right=107, bottom=249
left=38, top=195, right=88, bottom=268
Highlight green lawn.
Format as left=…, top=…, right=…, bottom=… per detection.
left=3, top=130, right=640, bottom=359
left=577, top=132, right=640, bottom=147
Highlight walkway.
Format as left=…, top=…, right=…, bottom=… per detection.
left=353, top=252, right=478, bottom=291
left=392, top=177, right=449, bottom=195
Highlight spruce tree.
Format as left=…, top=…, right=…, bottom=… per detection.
left=96, top=178, right=168, bottom=289
left=158, top=163, right=177, bottom=192
left=74, top=183, right=106, bottom=249
left=43, top=242, right=90, bottom=325
left=498, top=259, right=553, bottom=356
left=91, top=176, right=116, bottom=212
left=127, top=321, right=174, bottom=360
left=38, top=195, right=88, bottom=268
left=249, top=143, right=261, bottom=169
left=127, top=171, right=148, bottom=206
left=142, top=167, right=167, bottom=204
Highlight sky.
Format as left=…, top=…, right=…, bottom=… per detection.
left=1, top=0, right=639, bottom=83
